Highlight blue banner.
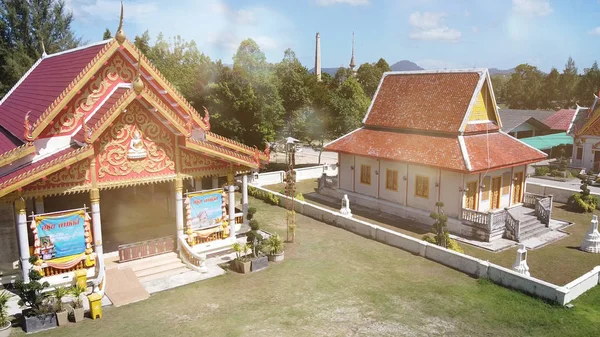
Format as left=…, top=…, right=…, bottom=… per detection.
left=36, top=211, right=86, bottom=261
left=189, top=190, right=224, bottom=230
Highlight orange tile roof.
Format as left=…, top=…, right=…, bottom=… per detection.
left=463, top=132, right=547, bottom=172
left=324, top=128, right=467, bottom=171
left=364, top=71, right=482, bottom=133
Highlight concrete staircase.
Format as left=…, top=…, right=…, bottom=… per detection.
left=123, top=252, right=191, bottom=284
left=507, top=206, right=550, bottom=242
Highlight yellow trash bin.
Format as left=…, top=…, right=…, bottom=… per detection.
left=74, top=269, right=87, bottom=289
left=87, top=293, right=103, bottom=320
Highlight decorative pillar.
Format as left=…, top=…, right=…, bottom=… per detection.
left=175, top=177, right=184, bottom=243
left=512, top=244, right=530, bottom=276
left=212, top=176, right=219, bottom=189
left=227, top=165, right=234, bottom=186
left=340, top=194, right=352, bottom=217
left=242, top=175, right=248, bottom=224
left=194, top=178, right=202, bottom=191
left=15, top=197, right=31, bottom=282
left=581, top=215, right=600, bottom=253
left=228, top=185, right=236, bottom=240
left=90, top=188, right=105, bottom=290
left=34, top=196, right=44, bottom=214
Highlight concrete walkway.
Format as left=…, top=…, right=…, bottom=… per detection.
left=527, top=176, right=600, bottom=193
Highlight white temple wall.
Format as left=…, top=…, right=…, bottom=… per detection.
left=353, top=156, right=379, bottom=198
left=439, top=170, right=461, bottom=218
left=406, top=164, right=438, bottom=213
left=339, top=153, right=354, bottom=191
left=378, top=160, right=408, bottom=205
left=572, top=136, right=600, bottom=170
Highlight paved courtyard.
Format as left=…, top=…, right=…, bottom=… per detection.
left=12, top=196, right=600, bottom=337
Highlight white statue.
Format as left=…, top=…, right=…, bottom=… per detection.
left=340, top=194, right=352, bottom=217
left=581, top=215, right=600, bottom=253
left=512, top=244, right=530, bottom=276
left=198, top=253, right=208, bottom=273
left=127, top=129, right=147, bottom=159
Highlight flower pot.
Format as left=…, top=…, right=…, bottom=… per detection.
left=230, top=260, right=251, bottom=274
left=0, top=321, right=11, bottom=337
left=251, top=256, right=268, bottom=272
left=268, top=251, right=285, bottom=262
left=72, top=307, right=85, bottom=323
left=22, top=310, right=56, bottom=333
left=56, top=309, right=69, bottom=326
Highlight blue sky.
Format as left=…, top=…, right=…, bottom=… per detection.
left=65, top=0, right=600, bottom=73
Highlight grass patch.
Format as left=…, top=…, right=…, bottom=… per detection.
left=19, top=196, right=600, bottom=336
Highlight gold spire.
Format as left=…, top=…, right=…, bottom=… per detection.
left=349, top=31, right=356, bottom=70
left=133, top=53, right=144, bottom=94
left=115, top=1, right=126, bottom=44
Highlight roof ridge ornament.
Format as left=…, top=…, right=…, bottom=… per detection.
left=40, top=35, right=47, bottom=59
left=133, top=53, right=144, bottom=94
left=83, top=117, right=92, bottom=144
left=203, top=106, right=211, bottom=131
left=24, top=111, right=34, bottom=141
left=115, top=1, right=126, bottom=45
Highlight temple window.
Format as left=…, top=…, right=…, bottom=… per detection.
left=481, top=176, right=491, bottom=201
left=415, top=175, right=429, bottom=199
left=360, top=165, right=371, bottom=185
left=576, top=147, right=583, bottom=160
left=386, top=169, right=398, bottom=191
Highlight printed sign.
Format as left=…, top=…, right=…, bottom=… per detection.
left=188, top=189, right=224, bottom=230
left=36, top=211, right=86, bottom=261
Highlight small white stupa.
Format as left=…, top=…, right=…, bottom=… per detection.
left=581, top=215, right=600, bottom=253
left=512, top=244, right=530, bottom=276
left=340, top=194, right=352, bottom=217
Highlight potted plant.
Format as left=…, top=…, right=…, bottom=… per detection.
left=14, top=256, right=56, bottom=333
left=230, top=242, right=251, bottom=274
left=70, top=286, right=85, bottom=323
left=52, top=286, right=69, bottom=326
left=265, top=234, right=285, bottom=262
left=0, top=290, right=11, bottom=337
left=247, top=207, right=257, bottom=221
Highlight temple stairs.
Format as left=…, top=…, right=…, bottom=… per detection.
left=507, top=205, right=550, bottom=242
left=125, top=252, right=191, bottom=284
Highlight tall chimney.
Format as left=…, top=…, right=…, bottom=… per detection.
left=315, top=32, right=322, bottom=82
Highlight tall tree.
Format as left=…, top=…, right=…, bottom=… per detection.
left=559, top=56, right=579, bottom=108
left=102, top=28, right=111, bottom=40
left=133, top=30, right=151, bottom=55
left=540, top=68, right=560, bottom=109
left=0, top=0, right=81, bottom=96
left=575, top=61, right=600, bottom=107
left=490, top=75, right=508, bottom=104
left=329, top=76, right=370, bottom=136
left=504, top=64, right=543, bottom=109
left=357, top=58, right=390, bottom=98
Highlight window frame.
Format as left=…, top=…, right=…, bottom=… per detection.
left=385, top=169, right=399, bottom=191
left=415, top=175, right=429, bottom=199
left=576, top=147, right=583, bottom=160
left=360, top=165, right=371, bottom=185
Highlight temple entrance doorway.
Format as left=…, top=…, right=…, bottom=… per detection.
left=99, top=182, right=176, bottom=253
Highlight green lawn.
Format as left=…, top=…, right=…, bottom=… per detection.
left=267, top=180, right=600, bottom=285
left=15, top=196, right=600, bottom=336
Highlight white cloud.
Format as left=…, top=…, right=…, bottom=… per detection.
left=512, top=0, right=553, bottom=17
left=589, top=27, right=600, bottom=35
left=408, top=12, right=446, bottom=30
left=64, top=0, right=293, bottom=62
left=408, top=11, right=461, bottom=42
left=472, top=26, right=479, bottom=33
left=315, top=0, right=369, bottom=6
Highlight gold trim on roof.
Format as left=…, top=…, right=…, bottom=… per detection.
left=0, top=142, right=36, bottom=167
left=140, top=89, right=188, bottom=135
left=31, top=41, right=119, bottom=139
left=0, top=146, right=95, bottom=199
left=185, top=138, right=258, bottom=169
left=88, top=89, right=137, bottom=141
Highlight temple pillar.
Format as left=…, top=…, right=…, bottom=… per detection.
left=175, top=177, right=184, bottom=244
left=212, top=176, right=219, bottom=189
left=15, top=197, right=31, bottom=283
left=194, top=178, right=202, bottom=191
left=34, top=196, right=44, bottom=214
left=228, top=185, right=236, bottom=240
left=90, top=188, right=105, bottom=290
left=242, top=175, right=248, bottom=224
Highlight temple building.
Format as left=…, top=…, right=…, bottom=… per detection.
left=0, top=8, right=268, bottom=291
left=323, top=69, right=553, bottom=242
left=568, top=95, right=600, bottom=171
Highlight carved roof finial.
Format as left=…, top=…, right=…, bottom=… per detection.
left=40, top=38, right=47, bottom=58
left=115, top=1, right=126, bottom=44
left=133, top=53, right=144, bottom=94
left=203, top=106, right=211, bottom=131
left=24, top=111, right=33, bottom=141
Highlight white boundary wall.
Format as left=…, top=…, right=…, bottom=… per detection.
left=251, top=184, right=599, bottom=305
left=526, top=181, right=600, bottom=209
left=252, top=165, right=338, bottom=187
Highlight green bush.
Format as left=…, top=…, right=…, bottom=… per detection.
left=550, top=169, right=565, bottom=177
left=534, top=166, right=550, bottom=176
left=295, top=193, right=305, bottom=201
left=267, top=194, right=280, bottom=205
left=568, top=193, right=598, bottom=213
left=247, top=207, right=257, bottom=220
left=249, top=219, right=260, bottom=231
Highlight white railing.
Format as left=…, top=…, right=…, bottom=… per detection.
left=178, top=237, right=206, bottom=272
left=523, top=192, right=544, bottom=206
left=505, top=211, right=520, bottom=241
left=461, top=209, right=489, bottom=227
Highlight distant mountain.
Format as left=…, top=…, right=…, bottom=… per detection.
left=309, top=67, right=345, bottom=76
left=390, top=60, right=424, bottom=72
left=488, top=68, right=514, bottom=76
